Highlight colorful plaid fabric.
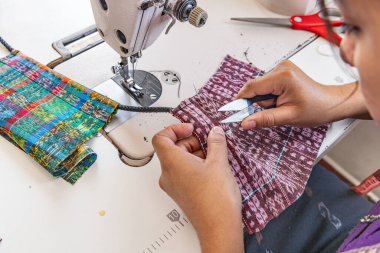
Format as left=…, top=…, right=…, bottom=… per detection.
left=0, top=51, right=118, bottom=184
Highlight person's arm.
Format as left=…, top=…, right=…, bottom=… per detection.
left=323, top=82, right=371, bottom=121
left=237, top=60, right=371, bottom=130
left=153, top=124, right=244, bottom=253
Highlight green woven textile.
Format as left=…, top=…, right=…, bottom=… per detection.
left=0, top=51, right=119, bottom=184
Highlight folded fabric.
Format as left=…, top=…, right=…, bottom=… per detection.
left=172, top=55, right=328, bottom=234
left=0, top=51, right=118, bottom=184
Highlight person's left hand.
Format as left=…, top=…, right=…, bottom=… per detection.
left=152, top=123, right=244, bottom=253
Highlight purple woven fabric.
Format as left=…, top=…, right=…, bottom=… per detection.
left=172, top=56, right=328, bottom=233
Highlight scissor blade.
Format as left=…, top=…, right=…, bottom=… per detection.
left=220, top=106, right=257, bottom=124
left=231, top=18, right=292, bottom=27
left=218, top=99, right=251, bottom=112
left=219, top=94, right=278, bottom=112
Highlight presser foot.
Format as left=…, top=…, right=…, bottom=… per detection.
left=111, top=70, right=162, bottom=107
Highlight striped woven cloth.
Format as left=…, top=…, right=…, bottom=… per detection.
left=0, top=51, right=118, bottom=184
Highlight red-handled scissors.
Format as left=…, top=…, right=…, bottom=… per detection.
left=231, top=9, right=344, bottom=46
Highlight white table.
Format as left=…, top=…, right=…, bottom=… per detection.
left=0, top=1, right=356, bottom=252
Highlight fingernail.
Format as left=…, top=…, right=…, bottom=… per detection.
left=242, top=120, right=256, bottom=130
left=212, top=126, right=225, bottom=136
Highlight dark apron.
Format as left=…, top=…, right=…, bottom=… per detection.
left=244, top=164, right=373, bottom=253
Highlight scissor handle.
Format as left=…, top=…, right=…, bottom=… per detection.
left=247, top=94, right=278, bottom=105
left=290, top=9, right=344, bottom=29
left=309, top=25, right=343, bottom=46
left=290, top=11, right=343, bottom=46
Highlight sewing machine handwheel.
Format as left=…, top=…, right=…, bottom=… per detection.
left=189, top=7, right=208, bottom=27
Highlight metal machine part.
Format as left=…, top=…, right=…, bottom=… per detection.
left=112, top=70, right=162, bottom=107
left=188, top=6, right=208, bottom=27
left=49, top=25, right=104, bottom=69
left=111, top=57, right=162, bottom=107
left=173, top=0, right=207, bottom=26
left=90, top=0, right=208, bottom=106
left=160, top=70, right=181, bottom=86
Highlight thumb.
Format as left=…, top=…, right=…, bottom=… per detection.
left=206, top=126, right=228, bottom=161
left=241, top=106, right=297, bottom=129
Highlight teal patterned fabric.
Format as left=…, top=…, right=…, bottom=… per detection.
left=0, top=51, right=119, bottom=184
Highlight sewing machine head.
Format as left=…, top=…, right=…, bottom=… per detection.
left=90, top=0, right=208, bottom=106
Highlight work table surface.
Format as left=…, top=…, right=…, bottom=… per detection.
left=0, top=1, right=355, bottom=252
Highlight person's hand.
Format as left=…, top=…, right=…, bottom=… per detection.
left=238, top=60, right=367, bottom=129
left=152, top=124, right=243, bottom=253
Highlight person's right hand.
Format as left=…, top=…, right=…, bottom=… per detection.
left=237, top=60, right=365, bottom=129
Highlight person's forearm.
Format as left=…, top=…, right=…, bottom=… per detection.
left=324, top=82, right=371, bottom=122
left=197, top=218, right=244, bottom=253
left=190, top=204, right=244, bottom=253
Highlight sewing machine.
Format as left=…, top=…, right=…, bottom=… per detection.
left=90, top=0, right=208, bottom=106
left=0, top=1, right=361, bottom=252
